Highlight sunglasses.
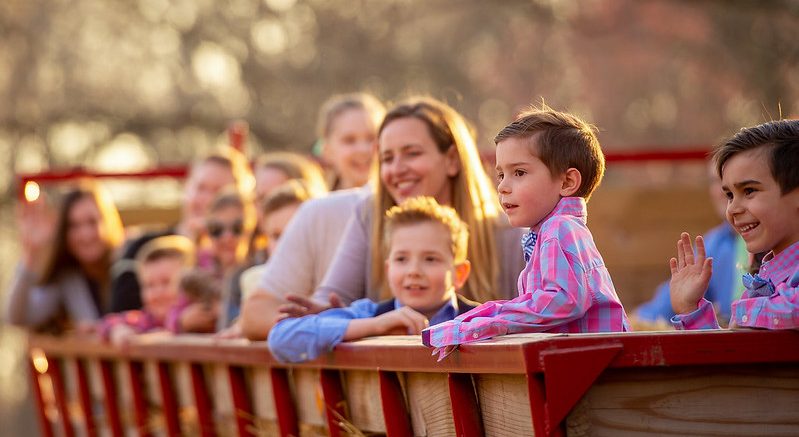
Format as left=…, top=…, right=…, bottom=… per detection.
left=207, top=219, right=244, bottom=238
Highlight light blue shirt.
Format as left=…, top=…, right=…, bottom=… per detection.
left=635, top=223, right=740, bottom=323
left=268, top=295, right=459, bottom=363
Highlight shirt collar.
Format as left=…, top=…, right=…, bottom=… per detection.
left=759, top=240, right=799, bottom=285
left=394, top=292, right=459, bottom=325
left=532, top=197, right=587, bottom=231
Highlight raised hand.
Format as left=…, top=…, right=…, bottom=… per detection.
left=669, top=232, right=713, bottom=315
left=278, top=293, right=343, bottom=319
left=16, top=196, right=56, bottom=268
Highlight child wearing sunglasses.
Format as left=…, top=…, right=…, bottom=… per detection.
left=186, top=190, right=257, bottom=332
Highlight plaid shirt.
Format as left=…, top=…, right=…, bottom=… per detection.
left=422, top=197, right=630, bottom=348
left=98, top=310, right=161, bottom=340
left=673, top=240, right=799, bottom=330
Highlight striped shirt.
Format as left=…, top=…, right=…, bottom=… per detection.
left=422, top=197, right=630, bottom=348
left=672, top=240, right=799, bottom=330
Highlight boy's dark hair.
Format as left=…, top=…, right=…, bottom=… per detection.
left=179, top=269, right=220, bottom=304
left=494, top=105, right=605, bottom=200
left=714, top=119, right=799, bottom=194
left=384, top=196, right=469, bottom=264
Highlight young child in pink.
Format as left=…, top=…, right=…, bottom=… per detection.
left=670, top=119, right=799, bottom=330
left=99, top=236, right=194, bottom=344
left=423, top=107, right=630, bottom=355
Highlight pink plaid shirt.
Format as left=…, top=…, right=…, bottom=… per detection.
left=422, top=197, right=630, bottom=348
left=673, top=240, right=799, bottom=330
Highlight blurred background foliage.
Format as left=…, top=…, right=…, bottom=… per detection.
left=1, top=0, right=798, bottom=432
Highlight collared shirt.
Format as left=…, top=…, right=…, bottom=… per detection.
left=672, top=240, right=799, bottom=330
left=422, top=197, right=630, bottom=348
left=268, top=295, right=461, bottom=363
left=635, top=223, right=741, bottom=323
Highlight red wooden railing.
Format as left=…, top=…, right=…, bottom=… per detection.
left=27, top=330, right=799, bottom=436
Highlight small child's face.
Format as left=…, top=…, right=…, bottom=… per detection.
left=262, top=202, right=301, bottom=255
left=140, top=257, right=183, bottom=322
left=496, top=137, right=564, bottom=228
left=722, top=148, right=799, bottom=255
left=385, top=222, right=468, bottom=317
left=325, top=108, right=377, bottom=188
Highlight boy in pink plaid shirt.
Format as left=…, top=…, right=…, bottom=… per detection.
left=670, top=120, right=799, bottom=330
left=423, top=106, right=630, bottom=356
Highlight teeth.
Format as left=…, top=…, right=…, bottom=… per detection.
left=396, top=181, right=415, bottom=190
left=738, top=223, right=758, bottom=232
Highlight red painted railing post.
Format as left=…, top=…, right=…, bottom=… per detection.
left=74, top=359, right=98, bottom=437
left=320, top=369, right=348, bottom=437
left=228, top=365, right=256, bottom=437
left=47, top=357, right=75, bottom=437
left=128, top=361, right=152, bottom=437
left=189, top=363, right=216, bottom=436
left=156, top=362, right=182, bottom=437
left=379, top=371, right=413, bottom=437
left=270, top=367, right=299, bottom=437
left=99, top=360, right=124, bottom=437
left=29, top=359, right=54, bottom=437
left=447, top=373, right=484, bottom=437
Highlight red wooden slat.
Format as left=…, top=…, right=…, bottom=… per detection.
left=378, top=371, right=413, bottom=437
left=228, top=365, right=255, bottom=437
left=29, top=359, right=54, bottom=437
left=320, top=369, right=348, bottom=437
left=270, top=367, right=299, bottom=437
left=447, top=373, right=484, bottom=437
left=156, top=362, right=182, bottom=437
left=47, top=357, right=75, bottom=437
left=74, top=359, right=98, bottom=437
left=189, top=363, right=216, bottom=436
left=128, top=361, right=152, bottom=437
left=526, top=373, right=548, bottom=437
left=99, top=360, right=124, bottom=437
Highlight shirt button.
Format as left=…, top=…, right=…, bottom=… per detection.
left=741, top=315, right=748, bottom=323
left=472, top=333, right=479, bottom=338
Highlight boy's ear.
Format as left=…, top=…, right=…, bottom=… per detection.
left=453, top=260, right=471, bottom=289
left=559, top=168, right=581, bottom=197
left=445, top=144, right=461, bottom=177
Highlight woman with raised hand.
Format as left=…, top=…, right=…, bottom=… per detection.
left=6, top=181, right=125, bottom=333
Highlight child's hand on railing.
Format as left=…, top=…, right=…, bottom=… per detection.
left=374, top=306, right=429, bottom=336
left=669, top=232, right=713, bottom=315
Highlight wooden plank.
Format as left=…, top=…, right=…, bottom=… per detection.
left=74, top=359, right=98, bottom=437
left=28, top=358, right=54, bottom=437
left=291, top=368, right=327, bottom=436
left=188, top=362, right=216, bottom=436
left=156, top=362, right=182, bottom=436
left=228, top=365, right=256, bottom=436
left=406, top=373, right=456, bottom=437
left=320, top=369, right=348, bottom=437
left=475, top=374, right=533, bottom=437
left=567, top=364, right=799, bottom=436
left=47, top=357, right=75, bottom=437
left=448, top=373, right=484, bottom=437
left=128, top=361, right=152, bottom=437
left=379, top=371, right=413, bottom=437
left=343, top=370, right=385, bottom=433
left=99, top=360, right=124, bottom=437
left=268, top=367, right=298, bottom=437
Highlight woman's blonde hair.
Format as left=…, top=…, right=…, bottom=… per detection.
left=191, top=146, right=256, bottom=199
left=370, top=97, right=501, bottom=302
left=254, top=151, right=328, bottom=199
left=40, top=180, right=125, bottom=285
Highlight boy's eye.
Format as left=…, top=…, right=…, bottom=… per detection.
left=514, top=169, right=526, bottom=177
left=425, top=256, right=439, bottom=263
left=496, top=172, right=504, bottom=182
left=743, top=187, right=756, bottom=196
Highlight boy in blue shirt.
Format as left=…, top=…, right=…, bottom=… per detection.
left=268, top=196, right=477, bottom=363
